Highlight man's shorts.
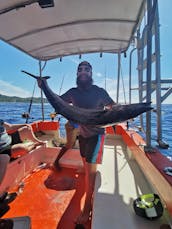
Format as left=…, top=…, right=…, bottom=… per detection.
left=0, top=131, right=22, bottom=156
left=65, top=121, right=79, bottom=149
left=78, top=134, right=105, bottom=164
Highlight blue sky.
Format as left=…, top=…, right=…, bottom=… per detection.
left=0, top=0, right=172, bottom=104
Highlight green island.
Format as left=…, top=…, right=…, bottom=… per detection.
left=0, top=94, right=47, bottom=103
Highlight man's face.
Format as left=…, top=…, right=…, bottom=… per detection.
left=76, top=64, right=93, bottom=89
left=77, top=64, right=92, bottom=80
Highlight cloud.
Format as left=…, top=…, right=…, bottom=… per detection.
left=94, top=72, right=103, bottom=78
left=0, top=80, right=31, bottom=97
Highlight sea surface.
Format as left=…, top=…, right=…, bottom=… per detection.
left=0, top=102, right=171, bottom=160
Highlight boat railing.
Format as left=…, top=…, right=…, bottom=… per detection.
left=129, top=0, right=171, bottom=150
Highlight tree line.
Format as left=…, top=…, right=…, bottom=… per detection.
left=0, top=94, right=47, bottom=103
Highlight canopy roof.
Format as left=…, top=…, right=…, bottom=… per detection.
left=0, top=0, right=145, bottom=60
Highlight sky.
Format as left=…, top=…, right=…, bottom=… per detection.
left=0, top=0, right=172, bottom=104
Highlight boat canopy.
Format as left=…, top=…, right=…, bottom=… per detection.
left=0, top=0, right=145, bottom=60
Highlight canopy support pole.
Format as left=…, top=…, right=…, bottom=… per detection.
left=39, top=60, right=45, bottom=121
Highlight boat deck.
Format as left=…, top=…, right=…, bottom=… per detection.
left=92, top=135, right=170, bottom=229
left=1, top=133, right=171, bottom=229
left=2, top=167, right=91, bottom=229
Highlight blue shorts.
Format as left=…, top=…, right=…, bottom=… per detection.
left=78, top=134, right=105, bottom=164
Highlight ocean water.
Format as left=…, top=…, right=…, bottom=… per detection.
left=0, top=102, right=171, bottom=160
left=0, top=102, right=67, bottom=138
left=129, top=104, right=172, bottom=160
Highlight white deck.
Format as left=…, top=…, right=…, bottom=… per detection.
left=92, top=135, right=169, bottom=229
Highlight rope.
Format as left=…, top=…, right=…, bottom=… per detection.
left=59, top=74, right=65, bottom=96
left=120, top=63, right=127, bottom=104
left=41, top=61, right=47, bottom=72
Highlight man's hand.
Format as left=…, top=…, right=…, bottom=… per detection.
left=104, top=102, right=116, bottom=110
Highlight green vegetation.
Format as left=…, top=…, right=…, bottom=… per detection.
left=0, top=94, right=47, bottom=103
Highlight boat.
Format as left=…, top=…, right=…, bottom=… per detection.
left=0, top=0, right=172, bottom=228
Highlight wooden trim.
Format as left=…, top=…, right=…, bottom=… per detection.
left=117, top=124, right=172, bottom=216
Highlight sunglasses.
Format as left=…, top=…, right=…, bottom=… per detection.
left=77, top=66, right=91, bottom=72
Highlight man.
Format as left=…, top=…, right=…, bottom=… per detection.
left=37, top=61, right=115, bottom=225
left=61, top=61, right=115, bottom=224
left=0, top=120, right=45, bottom=159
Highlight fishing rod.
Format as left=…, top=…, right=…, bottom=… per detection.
left=21, top=71, right=37, bottom=123
left=21, top=63, right=50, bottom=122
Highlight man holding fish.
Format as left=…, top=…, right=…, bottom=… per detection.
left=32, top=60, right=152, bottom=226
left=37, top=61, right=115, bottom=225
left=60, top=61, right=115, bottom=224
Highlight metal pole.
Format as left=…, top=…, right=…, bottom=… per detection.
left=39, top=60, right=45, bottom=121
left=146, top=0, right=153, bottom=146
left=116, top=52, right=121, bottom=103
left=137, top=28, right=145, bottom=129
left=129, top=47, right=136, bottom=104
left=154, top=3, right=162, bottom=143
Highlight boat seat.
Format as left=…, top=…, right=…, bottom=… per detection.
left=59, top=148, right=83, bottom=169
left=42, top=147, right=84, bottom=170
left=10, top=144, right=45, bottom=161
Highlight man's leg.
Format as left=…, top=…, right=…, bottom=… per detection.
left=0, top=154, right=10, bottom=184
left=53, top=121, right=78, bottom=170
left=53, top=146, right=68, bottom=170
left=76, top=134, right=104, bottom=224
left=65, top=121, right=79, bottom=149
left=76, top=161, right=97, bottom=224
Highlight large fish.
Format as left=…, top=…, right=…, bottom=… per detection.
left=22, top=70, right=152, bottom=126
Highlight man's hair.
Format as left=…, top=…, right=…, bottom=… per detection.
left=77, top=61, right=92, bottom=70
